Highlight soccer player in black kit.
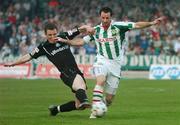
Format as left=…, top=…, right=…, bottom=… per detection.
left=4, top=22, right=94, bottom=116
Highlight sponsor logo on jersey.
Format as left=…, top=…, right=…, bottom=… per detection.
left=97, top=37, right=116, bottom=43
left=111, top=29, right=117, bottom=36
left=51, top=45, right=69, bottom=55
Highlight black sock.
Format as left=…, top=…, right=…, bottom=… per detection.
left=59, top=101, right=76, bottom=112
left=75, top=89, right=88, bottom=103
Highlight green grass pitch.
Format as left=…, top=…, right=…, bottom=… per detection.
left=0, top=79, right=180, bottom=125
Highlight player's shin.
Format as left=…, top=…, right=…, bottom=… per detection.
left=75, top=89, right=88, bottom=103
left=75, top=89, right=90, bottom=109
left=92, top=85, right=104, bottom=103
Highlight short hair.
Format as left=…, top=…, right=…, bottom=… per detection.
left=44, top=22, right=58, bottom=34
left=99, top=7, right=113, bottom=16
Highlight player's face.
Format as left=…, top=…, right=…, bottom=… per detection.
left=100, top=12, right=111, bottom=26
left=45, top=29, right=58, bottom=43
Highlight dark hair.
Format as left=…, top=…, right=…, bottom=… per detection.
left=44, top=22, right=58, bottom=34
left=99, top=7, right=113, bottom=16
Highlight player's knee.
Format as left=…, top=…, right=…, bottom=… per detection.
left=96, top=76, right=106, bottom=86
left=72, top=75, right=86, bottom=91
left=96, top=82, right=105, bottom=86
left=72, top=81, right=86, bottom=90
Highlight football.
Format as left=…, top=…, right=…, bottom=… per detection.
left=91, top=101, right=108, bottom=117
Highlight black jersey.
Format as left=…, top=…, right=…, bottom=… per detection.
left=29, top=30, right=82, bottom=77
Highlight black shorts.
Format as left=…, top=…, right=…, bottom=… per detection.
left=60, top=71, right=86, bottom=93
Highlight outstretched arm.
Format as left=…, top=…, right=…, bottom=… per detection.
left=78, top=25, right=95, bottom=35
left=56, top=25, right=94, bottom=45
left=134, top=17, right=165, bottom=29
left=64, top=25, right=95, bottom=40
left=4, top=54, right=32, bottom=67
left=55, top=37, right=84, bottom=46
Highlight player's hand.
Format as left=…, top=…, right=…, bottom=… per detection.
left=79, top=25, right=95, bottom=35
left=152, top=16, right=166, bottom=25
left=54, top=37, right=68, bottom=43
left=86, top=26, right=95, bottom=35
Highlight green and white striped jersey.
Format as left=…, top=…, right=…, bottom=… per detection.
left=83, top=21, right=135, bottom=59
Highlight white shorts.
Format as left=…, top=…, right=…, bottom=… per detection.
left=93, top=55, right=121, bottom=95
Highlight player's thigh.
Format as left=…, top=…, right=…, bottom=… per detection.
left=107, top=61, right=121, bottom=78
left=72, top=74, right=86, bottom=91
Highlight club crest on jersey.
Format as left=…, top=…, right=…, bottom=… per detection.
left=112, top=29, right=117, bottom=36
left=56, top=43, right=61, bottom=47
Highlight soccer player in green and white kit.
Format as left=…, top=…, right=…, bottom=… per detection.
left=82, top=7, right=164, bottom=118
left=58, top=7, right=164, bottom=118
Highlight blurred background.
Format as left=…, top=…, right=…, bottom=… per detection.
left=0, top=0, right=180, bottom=79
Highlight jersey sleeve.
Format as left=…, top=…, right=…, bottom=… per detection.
left=83, top=35, right=95, bottom=43
left=58, top=27, right=80, bottom=40
left=29, top=43, right=46, bottom=59
left=113, top=21, right=135, bottom=32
